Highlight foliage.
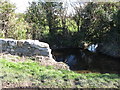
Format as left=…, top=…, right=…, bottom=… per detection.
left=72, top=2, right=120, bottom=44
left=25, top=1, right=47, bottom=40
left=0, top=0, right=29, bottom=39
left=25, top=1, right=120, bottom=48
left=10, top=14, right=29, bottom=39
left=0, top=0, right=16, bottom=38
left=0, top=0, right=120, bottom=49
left=25, top=1, right=68, bottom=41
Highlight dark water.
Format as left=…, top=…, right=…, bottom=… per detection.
left=52, top=48, right=120, bottom=74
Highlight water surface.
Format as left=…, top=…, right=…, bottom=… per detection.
left=52, top=48, right=120, bottom=74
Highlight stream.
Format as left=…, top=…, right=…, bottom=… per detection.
left=52, top=48, right=120, bottom=74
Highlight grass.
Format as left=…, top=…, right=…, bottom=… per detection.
left=0, top=55, right=120, bottom=88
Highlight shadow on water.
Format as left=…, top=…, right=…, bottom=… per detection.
left=52, top=48, right=120, bottom=74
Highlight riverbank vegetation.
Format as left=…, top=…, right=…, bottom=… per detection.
left=0, top=0, right=120, bottom=88
left=0, top=54, right=120, bottom=88
left=0, top=0, right=120, bottom=48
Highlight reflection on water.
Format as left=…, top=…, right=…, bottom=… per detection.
left=88, top=44, right=98, bottom=52
left=66, top=55, right=76, bottom=66
left=52, top=48, right=120, bottom=74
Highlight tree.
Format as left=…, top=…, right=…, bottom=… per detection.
left=25, top=0, right=120, bottom=50
left=0, top=0, right=29, bottom=39
left=25, top=1, right=63, bottom=39
left=72, top=2, right=120, bottom=45
left=0, top=0, right=16, bottom=38
left=25, top=1, right=46, bottom=40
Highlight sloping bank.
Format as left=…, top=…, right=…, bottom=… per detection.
left=0, top=39, right=120, bottom=88
left=97, top=41, right=120, bottom=58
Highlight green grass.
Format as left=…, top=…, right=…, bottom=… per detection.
left=0, top=56, right=120, bottom=88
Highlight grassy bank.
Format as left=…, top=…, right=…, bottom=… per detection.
left=0, top=54, right=120, bottom=88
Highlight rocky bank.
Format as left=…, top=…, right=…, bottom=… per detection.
left=0, top=38, right=70, bottom=70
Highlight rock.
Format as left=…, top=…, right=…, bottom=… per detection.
left=54, top=62, right=70, bottom=70
left=0, top=38, right=52, bottom=58
left=0, top=38, right=70, bottom=70
left=34, top=56, right=70, bottom=70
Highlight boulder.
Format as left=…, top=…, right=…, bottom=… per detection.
left=35, top=56, right=70, bottom=70
left=0, top=38, right=52, bottom=58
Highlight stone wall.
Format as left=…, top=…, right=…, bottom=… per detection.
left=0, top=38, right=52, bottom=58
